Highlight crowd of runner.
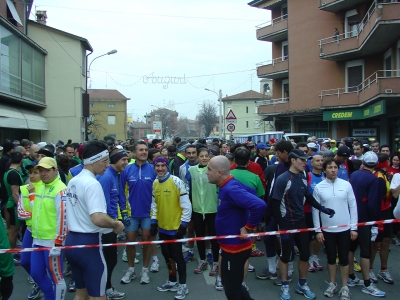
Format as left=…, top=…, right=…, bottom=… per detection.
left=0, top=135, right=399, bottom=300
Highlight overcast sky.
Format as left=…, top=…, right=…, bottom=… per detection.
left=30, top=0, right=271, bottom=121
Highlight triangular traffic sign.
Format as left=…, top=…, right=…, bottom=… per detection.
left=225, top=109, right=237, bottom=120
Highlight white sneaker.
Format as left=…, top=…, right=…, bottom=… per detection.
left=150, top=260, right=159, bottom=272
left=182, top=244, right=190, bottom=253
left=122, top=249, right=139, bottom=263
left=120, top=270, right=136, bottom=284
left=106, top=287, right=126, bottom=300
left=362, top=283, right=386, bottom=297
left=324, top=282, right=337, bottom=298
left=140, top=269, right=150, bottom=284
left=369, top=269, right=378, bottom=283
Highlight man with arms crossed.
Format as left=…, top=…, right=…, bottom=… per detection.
left=119, top=141, right=156, bottom=284
left=65, top=141, right=124, bottom=300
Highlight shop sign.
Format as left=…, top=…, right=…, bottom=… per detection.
left=323, top=109, right=362, bottom=121
left=363, top=100, right=386, bottom=118
left=352, top=128, right=377, bottom=136
left=323, top=100, right=386, bottom=121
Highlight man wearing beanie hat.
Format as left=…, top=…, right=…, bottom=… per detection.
left=348, top=151, right=386, bottom=297
left=334, top=146, right=355, bottom=181
left=171, top=141, right=190, bottom=176
left=97, top=148, right=128, bottom=299
left=151, top=156, right=192, bottom=299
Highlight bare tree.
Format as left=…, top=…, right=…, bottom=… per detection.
left=153, top=108, right=177, bottom=139
left=197, top=101, right=218, bottom=137
left=87, top=112, right=106, bottom=140
left=176, top=117, right=190, bottom=137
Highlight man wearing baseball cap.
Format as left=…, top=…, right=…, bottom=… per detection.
left=330, top=140, right=338, bottom=152
left=271, top=149, right=335, bottom=300
left=335, top=146, right=356, bottom=181
left=30, top=157, right=67, bottom=300
left=348, top=151, right=385, bottom=297
left=250, top=143, right=270, bottom=171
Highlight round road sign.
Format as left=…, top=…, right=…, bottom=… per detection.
left=227, top=123, right=235, bottom=132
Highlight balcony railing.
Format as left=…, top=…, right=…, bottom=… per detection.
left=256, top=97, right=289, bottom=106
left=256, top=56, right=288, bottom=67
left=319, top=70, right=399, bottom=98
left=319, top=70, right=400, bottom=107
left=318, top=1, right=400, bottom=60
left=318, top=0, right=370, bottom=13
left=256, top=14, right=288, bottom=42
left=256, top=56, right=289, bottom=78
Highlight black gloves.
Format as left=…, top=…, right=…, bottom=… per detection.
left=320, top=206, right=335, bottom=218
left=175, top=224, right=187, bottom=239
left=150, top=223, right=158, bottom=237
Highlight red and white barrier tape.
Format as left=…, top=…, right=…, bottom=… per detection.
left=2, top=219, right=399, bottom=254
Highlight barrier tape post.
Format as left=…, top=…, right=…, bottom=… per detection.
left=2, top=219, right=399, bottom=255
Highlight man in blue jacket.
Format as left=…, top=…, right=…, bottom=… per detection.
left=97, top=148, right=128, bottom=299
left=119, top=141, right=157, bottom=285
left=207, top=155, right=266, bottom=300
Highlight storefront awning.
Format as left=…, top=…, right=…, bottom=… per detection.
left=0, top=103, right=48, bottom=130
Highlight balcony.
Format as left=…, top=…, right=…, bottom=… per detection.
left=256, top=15, right=288, bottom=42
left=318, top=0, right=369, bottom=13
left=319, top=70, right=400, bottom=108
left=256, top=97, right=290, bottom=114
left=248, top=0, right=286, bottom=9
left=256, top=56, right=289, bottom=79
left=318, top=2, right=400, bottom=61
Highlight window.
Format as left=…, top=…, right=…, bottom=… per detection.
left=345, top=10, right=361, bottom=38
left=1, top=26, right=21, bottom=96
left=108, top=103, right=116, bottom=108
left=345, top=60, right=364, bottom=92
left=144, top=130, right=147, bottom=135
left=21, top=41, right=45, bottom=103
left=89, top=103, right=94, bottom=108
left=282, top=79, right=289, bottom=99
left=282, top=41, right=288, bottom=60
left=246, top=121, right=249, bottom=128
left=88, top=114, right=94, bottom=122
left=246, top=106, right=248, bottom=113
left=0, top=25, right=45, bottom=103
left=108, top=115, right=116, bottom=125
left=384, top=49, right=393, bottom=78
left=281, top=3, right=288, bottom=20
left=135, top=130, right=139, bottom=134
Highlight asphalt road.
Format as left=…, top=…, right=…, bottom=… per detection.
left=11, top=240, right=399, bottom=300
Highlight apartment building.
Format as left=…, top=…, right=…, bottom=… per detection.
left=0, top=0, right=48, bottom=142
left=88, top=89, right=130, bottom=141
left=248, top=0, right=400, bottom=150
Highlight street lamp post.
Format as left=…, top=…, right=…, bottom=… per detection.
left=205, top=88, right=223, bottom=139
left=85, top=49, right=118, bottom=140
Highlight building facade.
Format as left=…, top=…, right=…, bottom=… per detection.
left=249, top=0, right=400, bottom=150
left=222, top=90, right=273, bottom=139
left=129, top=121, right=151, bottom=140
left=88, top=89, right=130, bottom=141
left=0, top=1, right=48, bottom=142
left=27, top=19, right=92, bottom=143
left=144, top=108, right=178, bottom=139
